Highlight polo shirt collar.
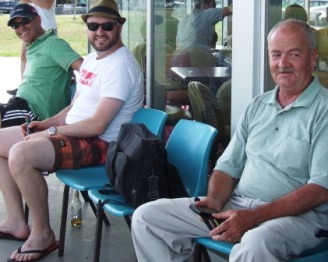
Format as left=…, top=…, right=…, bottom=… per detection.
left=28, top=29, right=54, bottom=49
left=263, top=76, right=321, bottom=108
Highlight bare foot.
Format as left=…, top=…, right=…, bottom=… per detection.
left=9, top=230, right=57, bottom=261
left=0, top=220, right=30, bottom=240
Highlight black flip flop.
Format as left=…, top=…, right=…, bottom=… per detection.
left=7, top=240, right=59, bottom=262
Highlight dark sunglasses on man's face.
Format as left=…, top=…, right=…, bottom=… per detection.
left=86, top=22, right=120, bottom=32
left=10, top=17, right=34, bottom=30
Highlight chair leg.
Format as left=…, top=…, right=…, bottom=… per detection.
left=124, top=215, right=132, bottom=230
left=194, top=243, right=211, bottom=262
left=24, top=203, right=29, bottom=223
left=80, top=190, right=91, bottom=203
left=58, top=185, right=70, bottom=257
left=93, top=207, right=105, bottom=262
left=81, top=190, right=111, bottom=226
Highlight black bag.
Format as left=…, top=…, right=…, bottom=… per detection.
left=105, top=122, right=186, bottom=208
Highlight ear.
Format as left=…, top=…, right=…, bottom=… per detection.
left=35, top=15, right=42, bottom=25
left=311, top=48, right=318, bottom=71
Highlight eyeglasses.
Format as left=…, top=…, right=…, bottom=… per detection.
left=10, top=17, right=34, bottom=30
left=86, top=22, right=120, bottom=32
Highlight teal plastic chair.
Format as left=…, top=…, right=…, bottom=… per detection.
left=55, top=107, right=168, bottom=256
left=87, top=119, right=218, bottom=262
left=194, top=224, right=328, bottom=261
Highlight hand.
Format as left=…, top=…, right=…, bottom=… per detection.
left=194, top=196, right=222, bottom=212
left=209, top=209, right=256, bottom=243
left=21, top=121, right=49, bottom=140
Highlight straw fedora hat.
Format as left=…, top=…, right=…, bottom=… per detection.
left=81, top=0, right=126, bottom=24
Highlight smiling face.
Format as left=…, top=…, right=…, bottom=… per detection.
left=87, top=16, right=123, bottom=58
left=12, top=15, right=43, bottom=45
left=268, top=24, right=317, bottom=95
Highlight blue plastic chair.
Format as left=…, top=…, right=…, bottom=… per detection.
left=87, top=119, right=218, bottom=262
left=55, top=107, right=168, bottom=256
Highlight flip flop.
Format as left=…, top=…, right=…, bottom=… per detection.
left=7, top=240, right=59, bottom=262
left=0, top=231, right=27, bottom=241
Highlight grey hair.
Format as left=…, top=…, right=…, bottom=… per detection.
left=267, top=19, right=316, bottom=51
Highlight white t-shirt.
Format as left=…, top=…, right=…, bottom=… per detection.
left=65, top=46, right=144, bottom=142
left=31, top=1, right=57, bottom=30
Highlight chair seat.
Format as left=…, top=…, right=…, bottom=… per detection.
left=290, top=239, right=328, bottom=261
left=56, top=165, right=108, bottom=191
left=88, top=189, right=135, bottom=217
left=195, top=237, right=328, bottom=261
left=195, top=238, right=234, bottom=255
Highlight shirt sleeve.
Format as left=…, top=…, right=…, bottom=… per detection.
left=48, top=37, right=82, bottom=72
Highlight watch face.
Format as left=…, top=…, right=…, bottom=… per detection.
left=49, top=127, right=56, bottom=135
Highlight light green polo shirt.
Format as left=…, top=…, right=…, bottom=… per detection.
left=215, top=77, right=328, bottom=212
left=17, top=30, right=81, bottom=120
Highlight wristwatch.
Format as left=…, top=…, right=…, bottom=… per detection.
left=48, top=126, right=57, bottom=136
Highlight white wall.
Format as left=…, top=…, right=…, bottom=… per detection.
left=230, top=0, right=267, bottom=133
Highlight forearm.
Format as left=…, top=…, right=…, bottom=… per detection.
left=48, top=97, right=123, bottom=138
left=53, top=117, right=106, bottom=138
left=42, top=104, right=73, bottom=128
left=207, top=170, right=238, bottom=210
left=251, top=184, right=328, bottom=226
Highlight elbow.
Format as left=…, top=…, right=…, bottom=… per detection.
left=93, top=123, right=109, bottom=137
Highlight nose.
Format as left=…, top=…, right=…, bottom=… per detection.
left=95, top=26, right=106, bottom=33
left=278, top=53, right=290, bottom=67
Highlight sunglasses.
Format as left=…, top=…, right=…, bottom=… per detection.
left=10, top=17, right=34, bottom=30
left=86, top=22, right=120, bottom=32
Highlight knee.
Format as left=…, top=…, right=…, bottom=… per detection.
left=132, top=199, right=171, bottom=234
left=230, top=226, right=285, bottom=261
left=8, top=142, right=29, bottom=176
left=132, top=201, right=156, bottom=230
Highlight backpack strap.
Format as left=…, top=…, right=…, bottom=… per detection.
left=147, top=141, right=159, bottom=200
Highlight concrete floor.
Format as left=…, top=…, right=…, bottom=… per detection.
left=0, top=175, right=136, bottom=261
left=0, top=57, right=20, bottom=103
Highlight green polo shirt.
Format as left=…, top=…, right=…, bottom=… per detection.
left=215, top=77, right=328, bottom=212
left=17, top=30, right=81, bottom=120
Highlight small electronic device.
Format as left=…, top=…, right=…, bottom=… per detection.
left=189, top=203, right=224, bottom=230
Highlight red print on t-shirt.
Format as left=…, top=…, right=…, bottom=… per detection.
left=79, top=69, right=97, bottom=87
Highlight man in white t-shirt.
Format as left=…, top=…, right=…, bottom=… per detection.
left=0, top=0, right=144, bottom=261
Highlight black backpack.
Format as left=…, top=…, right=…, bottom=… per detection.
left=104, top=122, right=187, bottom=208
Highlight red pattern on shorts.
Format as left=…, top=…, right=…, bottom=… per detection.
left=48, top=135, right=109, bottom=172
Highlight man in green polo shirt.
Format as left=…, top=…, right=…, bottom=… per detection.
left=0, top=3, right=83, bottom=128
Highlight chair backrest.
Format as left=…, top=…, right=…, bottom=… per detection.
left=216, top=79, right=231, bottom=127
left=316, top=28, right=328, bottom=63
left=130, top=108, right=168, bottom=138
left=165, top=119, right=218, bottom=197
left=188, top=81, right=226, bottom=141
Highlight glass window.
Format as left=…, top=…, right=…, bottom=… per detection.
left=119, top=0, right=233, bottom=143
left=279, top=1, right=328, bottom=89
